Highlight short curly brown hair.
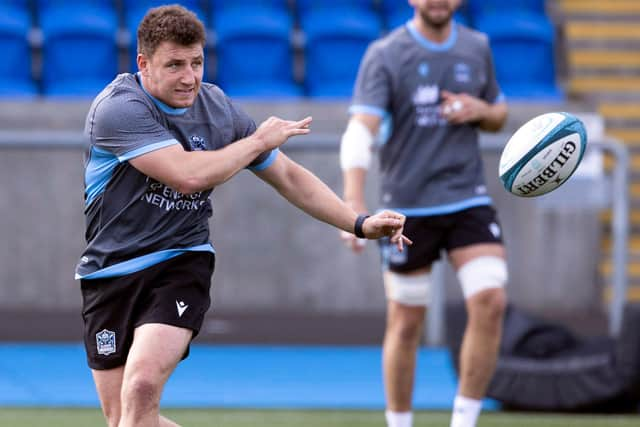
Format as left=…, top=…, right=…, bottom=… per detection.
left=137, top=4, right=206, bottom=57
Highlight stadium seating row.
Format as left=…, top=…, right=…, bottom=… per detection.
left=0, top=0, right=561, bottom=100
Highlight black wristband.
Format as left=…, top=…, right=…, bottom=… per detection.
left=354, top=214, right=370, bottom=239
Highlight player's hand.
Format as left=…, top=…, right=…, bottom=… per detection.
left=362, top=210, right=412, bottom=252
left=441, top=91, right=487, bottom=125
left=340, top=230, right=367, bottom=253
left=253, top=116, right=313, bottom=151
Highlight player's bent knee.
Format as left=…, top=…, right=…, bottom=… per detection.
left=467, top=288, right=507, bottom=326
left=457, top=256, right=508, bottom=300
left=384, top=270, right=431, bottom=306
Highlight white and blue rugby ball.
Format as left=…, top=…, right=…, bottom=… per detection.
left=499, top=112, right=588, bottom=197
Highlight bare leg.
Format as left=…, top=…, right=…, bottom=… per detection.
left=93, top=367, right=124, bottom=427
left=118, top=323, right=192, bottom=427
left=383, top=300, right=426, bottom=411
left=449, top=244, right=507, bottom=398
left=458, top=288, right=505, bottom=397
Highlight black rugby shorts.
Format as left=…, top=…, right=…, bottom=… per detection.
left=81, top=251, right=215, bottom=370
left=380, top=205, right=503, bottom=273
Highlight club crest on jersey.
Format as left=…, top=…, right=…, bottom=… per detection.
left=412, top=84, right=438, bottom=105
left=454, top=62, right=471, bottom=83
left=189, top=135, right=206, bottom=151
left=418, top=62, right=429, bottom=77
left=96, top=329, right=116, bottom=356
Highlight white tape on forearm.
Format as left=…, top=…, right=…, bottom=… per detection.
left=340, top=119, right=373, bottom=170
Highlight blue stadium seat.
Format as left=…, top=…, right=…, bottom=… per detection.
left=210, top=0, right=288, bottom=13
left=123, top=0, right=206, bottom=72
left=297, top=0, right=373, bottom=15
left=214, top=6, right=302, bottom=98
left=0, top=4, right=37, bottom=97
left=302, top=8, right=381, bottom=98
left=36, top=0, right=114, bottom=10
left=476, top=12, right=563, bottom=101
left=0, top=0, right=30, bottom=10
left=382, top=0, right=471, bottom=30
left=39, top=3, right=119, bottom=97
left=468, top=0, right=546, bottom=21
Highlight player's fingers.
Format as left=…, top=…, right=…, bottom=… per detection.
left=377, top=210, right=406, bottom=222
left=288, top=128, right=311, bottom=136
left=292, top=116, right=313, bottom=129
left=377, top=217, right=404, bottom=229
left=351, top=238, right=366, bottom=253
left=390, top=234, right=412, bottom=251
left=340, top=230, right=353, bottom=242
left=440, top=90, right=454, bottom=99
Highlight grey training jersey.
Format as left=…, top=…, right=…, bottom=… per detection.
left=351, top=22, right=505, bottom=216
left=76, top=73, right=275, bottom=279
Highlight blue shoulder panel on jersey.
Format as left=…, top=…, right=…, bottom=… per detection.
left=385, top=196, right=492, bottom=217
left=248, top=148, right=280, bottom=171
left=85, top=146, right=119, bottom=207
left=75, top=243, right=215, bottom=280
left=349, top=105, right=388, bottom=117
left=118, top=138, right=180, bottom=162
left=407, top=21, right=458, bottom=52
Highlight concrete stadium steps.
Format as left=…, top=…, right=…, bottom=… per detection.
left=600, top=258, right=640, bottom=302
left=559, top=0, right=640, bottom=17
left=602, top=129, right=640, bottom=142
left=600, top=234, right=640, bottom=301
left=557, top=1, right=640, bottom=305
left=601, top=235, right=640, bottom=254
left=569, top=77, right=640, bottom=95
left=566, top=23, right=640, bottom=40
left=569, top=51, right=640, bottom=76
left=602, top=283, right=640, bottom=305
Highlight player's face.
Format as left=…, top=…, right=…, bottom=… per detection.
left=410, top=0, right=459, bottom=28
left=139, top=41, right=204, bottom=108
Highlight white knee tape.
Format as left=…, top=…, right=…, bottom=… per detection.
left=383, top=271, right=431, bottom=306
left=456, top=256, right=508, bottom=299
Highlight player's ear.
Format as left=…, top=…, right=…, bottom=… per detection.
left=137, top=53, right=149, bottom=75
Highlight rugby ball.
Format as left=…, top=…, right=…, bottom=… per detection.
left=499, top=112, right=587, bottom=197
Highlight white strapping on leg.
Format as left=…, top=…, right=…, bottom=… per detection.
left=456, top=256, right=507, bottom=299
left=383, top=270, right=431, bottom=306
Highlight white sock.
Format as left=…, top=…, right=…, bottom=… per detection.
left=385, top=410, right=413, bottom=427
left=450, top=395, right=482, bottom=427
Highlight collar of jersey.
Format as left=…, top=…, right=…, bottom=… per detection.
left=406, top=20, right=457, bottom=52
left=137, top=72, right=189, bottom=115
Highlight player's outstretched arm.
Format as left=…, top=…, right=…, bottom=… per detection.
left=128, top=116, right=312, bottom=194
left=255, top=152, right=411, bottom=250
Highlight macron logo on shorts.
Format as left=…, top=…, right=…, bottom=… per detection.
left=176, top=300, right=189, bottom=317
